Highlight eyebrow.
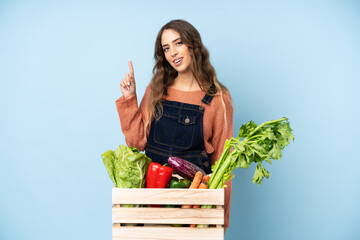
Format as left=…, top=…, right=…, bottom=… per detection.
left=162, top=38, right=181, bottom=48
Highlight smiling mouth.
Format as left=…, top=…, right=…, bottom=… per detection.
left=173, top=58, right=183, bottom=66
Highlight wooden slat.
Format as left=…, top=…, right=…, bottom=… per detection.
left=112, top=207, right=224, bottom=225
left=112, top=225, right=224, bottom=240
left=216, top=205, right=223, bottom=228
left=112, top=188, right=224, bottom=205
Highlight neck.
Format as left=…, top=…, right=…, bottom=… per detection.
left=172, top=71, right=200, bottom=91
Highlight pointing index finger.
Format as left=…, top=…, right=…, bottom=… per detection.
left=128, top=60, right=134, bottom=78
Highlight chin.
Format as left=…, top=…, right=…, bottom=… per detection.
left=175, top=65, right=191, bottom=74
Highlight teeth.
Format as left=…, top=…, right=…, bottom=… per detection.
left=174, top=58, right=182, bottom=63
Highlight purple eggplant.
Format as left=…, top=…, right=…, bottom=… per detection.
left=168, top=157, right=206, bottom=180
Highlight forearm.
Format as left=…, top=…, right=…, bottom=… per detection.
left=115, top=94, right=148, bottom=150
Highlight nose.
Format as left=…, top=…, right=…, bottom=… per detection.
left=170, top=46, right=178, bottom=57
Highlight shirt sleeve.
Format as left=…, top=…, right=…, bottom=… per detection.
left=115, top=86, right=151, bottom=151
left=209, top=91, right=234, bottom=231
left=209, top=92, right=234, bottom=165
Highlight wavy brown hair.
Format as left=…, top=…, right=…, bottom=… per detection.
left=144, top=19, right=230, bottom=135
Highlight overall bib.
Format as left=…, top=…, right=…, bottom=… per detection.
left=145, top=85, right=217, bottom=174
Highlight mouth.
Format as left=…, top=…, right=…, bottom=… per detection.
left=173, top=57, right=183, bottom=66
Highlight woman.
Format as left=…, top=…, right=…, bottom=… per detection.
left=116, top=19, right=233, bottom=231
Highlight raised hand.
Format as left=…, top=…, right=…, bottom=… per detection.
left=120, top=60, right=136, bottom=99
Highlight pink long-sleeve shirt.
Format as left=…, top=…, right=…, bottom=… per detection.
left=115, top=85, right=234, bottom=230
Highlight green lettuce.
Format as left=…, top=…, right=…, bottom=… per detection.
left=102, top=145, right=151, bottom=188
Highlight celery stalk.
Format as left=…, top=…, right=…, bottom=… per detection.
left=198, top=117, right=294, bottom=227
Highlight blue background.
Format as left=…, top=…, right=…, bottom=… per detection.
left=1, top=0, right=359, bottom=239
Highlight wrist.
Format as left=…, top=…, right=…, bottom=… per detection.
left=123, top=93, right=136, bottom=100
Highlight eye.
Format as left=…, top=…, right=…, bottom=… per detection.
left=176, top=41, right=183, bottom=46
left=163, top=47, right=169, bottom=52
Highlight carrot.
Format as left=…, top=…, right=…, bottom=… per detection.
left=201, top=175, right=210, bottom=184
left=190, top=183, right=208, bottom=227
left=181, top=171, right=203, bottom=209
left=193, top=182, right=208, bottom=209
left=189, top=171, right=203, bottom=189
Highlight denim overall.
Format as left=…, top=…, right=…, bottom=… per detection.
left=145, top=85, right=217, bottom=174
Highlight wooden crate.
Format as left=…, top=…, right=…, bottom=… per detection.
left=112, top=188, right=224, bottom=240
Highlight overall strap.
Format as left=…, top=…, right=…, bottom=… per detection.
left=201, top=83, right=217, bottom=105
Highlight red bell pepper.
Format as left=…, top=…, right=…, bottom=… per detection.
left=146, top=162, right=174, bottom=188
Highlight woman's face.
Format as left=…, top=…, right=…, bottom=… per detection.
left=161, top=29, right=192, bottom=74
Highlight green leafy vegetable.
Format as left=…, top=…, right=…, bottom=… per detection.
left=209, top=117, right=294, bottom=188
left=102, top=145, right=151, bottom=188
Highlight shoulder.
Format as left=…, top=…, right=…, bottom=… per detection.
left=142, top=83, right=152, bottom=97
left=211, top=90, right=233, bottom=109
left=146, top=83, right=152, bottom=91
left=220, top=89, right=232, bottom=103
